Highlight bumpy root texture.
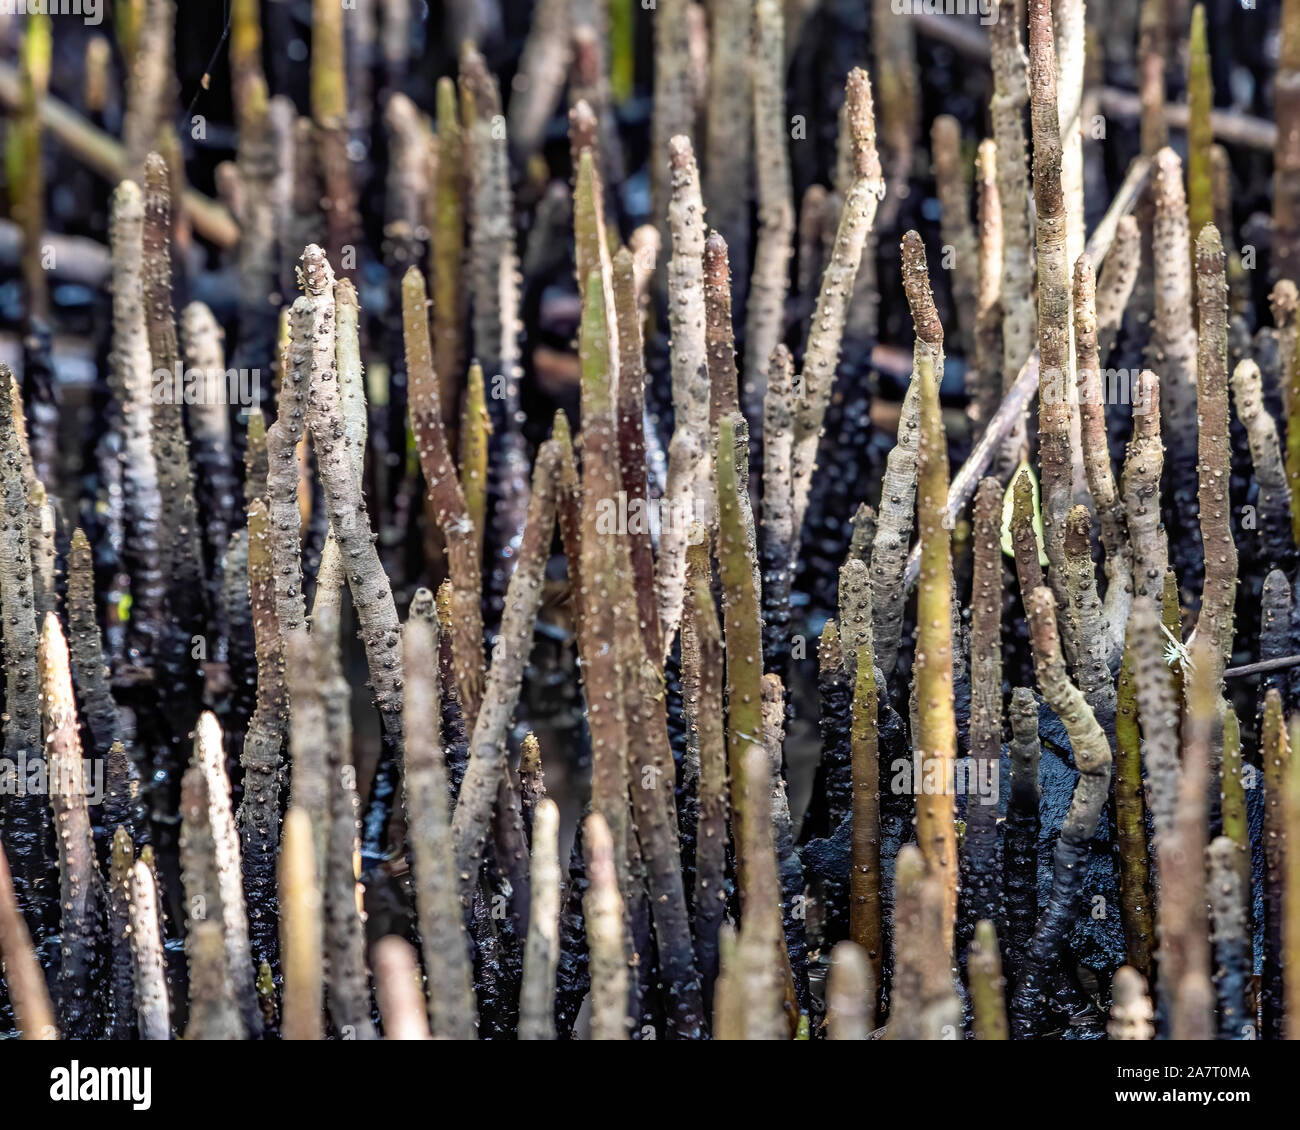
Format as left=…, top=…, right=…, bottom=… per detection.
left=403, top=592, right=477, bottom=1039
left=1095, top=214, right=1141, bottom=364
left=129, top=859, right=170, bottom=1039
left=239, top=499, right=285, bottom=975
left=762, top=670, right=806, bottom=1019
left=312, top=604, right=375, bottom=1041
left=1130, top=596, right=1181, bottom=844
left=1162, top=632, right=1214, bottom=1040
left=816, top=619, right=852, bottom=844
left=761, top=345, right=796, bottom=677
left=963, top=478, right=1004, bottom=937
left=518, top=797, right=561, bottom=1040
left=1262, top=688, right=1290, bottom=1038
left=451, top=442, right=560, bottom=902
left=989, top=0, right=1034, bottom=473
left=300, top=247, right=407, bottom=857
left=744, top=0, right=795, bottom=432
left=1288, top=713, right=1300, bottom=1040
left=1122, top=370, right=1168, bottom=602
left=38, top=613, right=97, bottom=1039
left=849, top=600, right=882, bottom=998
left=266, top=294, right=314, bottom=641
left=1207, top=835, right=1251, bottom=1040
left=869, top=368, right=920, bottom=681
left=1193, top=225, right=1237, bottom=678
left=790, top=69, right=883, bottom=541
left=717, top=416, right=765, bottom=904
left=0, top=365, right=46, bottom=923
left=1027, top=0, right=1075, bottom=630
left=1011, top=587, right=1112, bottom=1039
left=572, top=268, right=631, bottom=921
left=656, top=134, right=709, bottom=659
left=1232, top=359, right=1293, bottom=570
left=685, top=538, right=728, bottom=1010
left=736, top=743, right=793, bottom=1040
left=888, top=845, right=961, bottom=1040
left=460, top=43, right=529, bottom=597
left=67, top=529, right=123, bottom=768
left=518, top=733, right=546, bottom=838
left=1010, top=466, right=1045, bottom=607
left=106, top=827, right=137, bottom=1038
left=618, top=571, right=704, bottom=1032
left=1151, top=147, right=1199, bottom=576
left=404, top=265, right=484, bottom=725
left=913, top=351, right=957, bottom=954
left=1003, top=687, right=1040, bottom=986
left=142, top=153, right=206, bottom=651
left=107, top=180, right=165, bottom=669
left=612, top=248, right=661, bottom=657
left=1074, top=252, right=1130, bottom=665
left=1063, top=506, right=1115, bottom=738
left=1220, top=705, right=1250, bottom=902
left=1114, top=626, right=1155, bottom=977
left=190, top=712, right=260, bottom=1037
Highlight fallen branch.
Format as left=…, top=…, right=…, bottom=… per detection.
left=909, top=15, right=1277, bottom=150
left=0, top=63, right=238, bottom=247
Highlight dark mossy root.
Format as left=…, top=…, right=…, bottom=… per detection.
left=105, top=827, right=137, bottom=1039
left=1261, top=688, right=1289, bottom=1039
left=0, top=365, right=49, bottom=934
left=1010, top=589, right=1112, bottom=1039
left=1114, top=626, right=1155, bottom=978
left=961, top=477, right=1004, bottom=944
left=760, top=345, right=795, bottom=683
left=685, top=539, right=728, bottom=1013
left=764, top=674, right=811, bottom=1019
left=875, top=675, right=912, bottom=1006
left=811, top=620, right=853, bottom=848
left=1001, top=687, right=1040, bottom=996
left=553, top=824, right=591, bottom=1039
left=239, top=500, right=284, bottom=974
left=1207, top=836, right=1251, bottom=1040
